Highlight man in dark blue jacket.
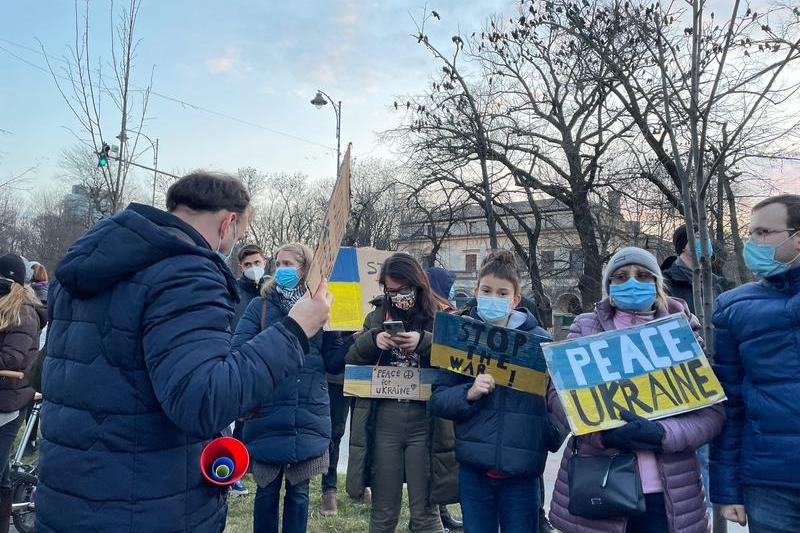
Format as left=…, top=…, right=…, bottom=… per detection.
left=233, top=244, right=268, bottom=328
left=711, top=194, right=800, bottom=532
left=37, top=172, right=331, bottom=533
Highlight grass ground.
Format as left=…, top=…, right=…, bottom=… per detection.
left=224, top=474, right=414, bottom=533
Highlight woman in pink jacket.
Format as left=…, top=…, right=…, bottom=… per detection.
left=548, top=247, right=726, bottom=533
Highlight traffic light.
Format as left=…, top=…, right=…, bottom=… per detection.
left=97, top=143, right=111, bottom=168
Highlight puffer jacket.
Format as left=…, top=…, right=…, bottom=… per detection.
left=710, top=267, right=800, bottom=505
left=548, top=297, right=726, bottom=533
left=37, top=203, right=308, bottom=533
left=0, top=300, right=46, bottom=412
left=430, top=308, right=562, bottom=477
left=232, top=290, right=347, bottom=466
left=345, top=299, right=459, bottom=505
left=662, top=259, right=723, bottom=314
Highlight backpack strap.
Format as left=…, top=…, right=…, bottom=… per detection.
left=260, top=298, right=268, bottom=331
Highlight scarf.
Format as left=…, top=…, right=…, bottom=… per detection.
left=276, top=284, right=306, bottom=314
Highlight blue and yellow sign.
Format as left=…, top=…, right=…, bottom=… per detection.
left=430, top=312, right=550, bottom=395
left=343, top=364, right=437, bottom=400
left=543, top=315, right=726, bottom=436
left=328, top=247, right=393, bottom=330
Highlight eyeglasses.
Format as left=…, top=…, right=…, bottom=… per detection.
left=748, top=227, right=800, bottom=240
left=384, top=286, right=414, bottom=298
left=610, top=271, right=656, bottom=284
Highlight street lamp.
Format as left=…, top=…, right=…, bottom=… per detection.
left=310, top=90, right=342, bottom=177
left=118, top=130, right=160, bottom=206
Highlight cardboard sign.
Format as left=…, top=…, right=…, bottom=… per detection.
left=542, top=315, right=726, bottom=436
left=343, top=364, right=436, bottom=400
left=328, top=247, right=394, bottom=331
left=430, top=312, right=549, bottom=395
left=306, top=146, right=352, bottom=295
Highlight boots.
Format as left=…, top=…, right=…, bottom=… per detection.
left=0, top=487, right=12, bottom=533
left=439, top=505, right=463, bottom=531
left=321, top=489, right=338, bottom=517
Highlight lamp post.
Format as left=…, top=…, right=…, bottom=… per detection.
left=117, top=130, right=160, bottom=206
left=310, top=90, right=342, bottom=177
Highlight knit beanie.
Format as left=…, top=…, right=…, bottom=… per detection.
left=602, top=247, right=662, bottom=294
left=0, top=254, right=27, bottom=285
left=673, top=225, right=688, bottom=255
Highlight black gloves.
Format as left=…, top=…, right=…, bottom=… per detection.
left=601, top=410, right=665, bottom=452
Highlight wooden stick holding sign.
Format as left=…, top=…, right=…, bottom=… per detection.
left=542, top=314, right=726, bottom=436
left=305, top=145, right=352, bottom=295
left=430, top=311, right=550, bottom=396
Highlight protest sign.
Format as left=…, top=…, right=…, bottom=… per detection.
left=343, top=364, right=437, bottom=401
left=543, top=314, right=726, bottom=436
left=306, top=145, right=352, bottom=295
left=430, top=311, right=549, bottom=395
left=327, top=246, right=394, bottom=330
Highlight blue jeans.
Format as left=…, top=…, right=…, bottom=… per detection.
left=252, top=474, right=310, bottom=533
left=697, top=445, right=711, bottom=513
left=626, top=493, right=668, bottom=533
left=743, top=485, right=800, bottom=533
left=459, top=464, right=540, bottom=533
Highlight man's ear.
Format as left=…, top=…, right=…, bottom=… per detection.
left=512, top=294, right=522, bottom=309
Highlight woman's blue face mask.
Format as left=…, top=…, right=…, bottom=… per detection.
left=609, top=279, right=657, bottom=312
left=275, top=266, right=300, bottom=289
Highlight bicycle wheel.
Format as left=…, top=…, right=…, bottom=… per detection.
left=11, top=469, right=37, bottom=533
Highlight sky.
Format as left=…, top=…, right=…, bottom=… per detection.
left=0, top=0, right=513, bottom=194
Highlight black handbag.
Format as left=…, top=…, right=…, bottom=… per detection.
left=567, top=438, right=646, bottom=519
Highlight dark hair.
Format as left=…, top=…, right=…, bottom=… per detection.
left=672, top=225, right=688, bottom=255
left=237, top=244, right=265, bottom=264
left=478, top=250, right=522, bottom=295
left=166, top=172, right=250, bottom=214
left=753, top=194, right=800, bottom=229
left=380, top=253, right=447, bottom=331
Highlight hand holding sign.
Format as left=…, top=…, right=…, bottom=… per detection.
left=467, top=373, right=496, bottom=402
left=600, top=410, right=665, bottom=452
left=288, top=278, right=333, bottom=338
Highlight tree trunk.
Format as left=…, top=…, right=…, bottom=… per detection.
left=571, top=189, right=603, bottom=310
left=724, top=177, right=748, bottom=285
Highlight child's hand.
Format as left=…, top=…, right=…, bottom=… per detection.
left=467, top=374, right=496, bottom=402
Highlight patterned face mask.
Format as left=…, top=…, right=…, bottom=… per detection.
left=390, top=290, right=416, bottom=311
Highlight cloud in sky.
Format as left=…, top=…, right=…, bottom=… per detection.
left=205, top=46, right=250, bottom=76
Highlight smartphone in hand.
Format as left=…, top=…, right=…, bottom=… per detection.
left=383, top=320, right=406, bottom=337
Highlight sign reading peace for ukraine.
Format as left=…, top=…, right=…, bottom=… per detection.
left=430, top=312, right=549, bottom=395
left=542, top=315, right=726, bottom=436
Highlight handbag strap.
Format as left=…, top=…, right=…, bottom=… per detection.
left=260, top=298, right=267, bottom=331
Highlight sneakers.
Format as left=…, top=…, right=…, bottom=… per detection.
left=539, top=510, right=560, bottom=533
left=439, top=505, right=463, bottom=531
left=321, top=489, right=338, bottom=517
left=361, top=487, right=372, bottom=505
left=229, top=480, right=249, bottom=496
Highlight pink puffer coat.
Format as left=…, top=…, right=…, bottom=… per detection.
left=548, top=297, right=726, bottom=533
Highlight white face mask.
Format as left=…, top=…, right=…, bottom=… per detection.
left=243, top=266, right=265, bottom=281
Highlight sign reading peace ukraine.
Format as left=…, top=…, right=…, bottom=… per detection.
left=430, top=312, right=550, bottom=395
left=542, top=315, right=726, bottom=436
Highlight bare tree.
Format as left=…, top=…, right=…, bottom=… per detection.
left=42, top=0, right=153, bottom=215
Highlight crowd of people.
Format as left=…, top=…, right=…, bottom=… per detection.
left=0, top=171, right=794, bottom=533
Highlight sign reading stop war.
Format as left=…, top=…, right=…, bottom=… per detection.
left=306, top=145, right=352, bottom=296
left=343, top=365, right=436, bottom=401
left=430, top=312, right=549, bottom=396
left=543, top=315, right=726, bottom=436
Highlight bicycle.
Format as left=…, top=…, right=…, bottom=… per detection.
left=9, top=391, right=41, bottom=533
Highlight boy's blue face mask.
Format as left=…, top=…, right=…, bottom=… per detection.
left=744, top=231, right=800, bottom=278
left=609, top=279, right=657, bottom=312
left=476, top=295, right=511, bottom=322
left=448, top=285, right=456, bottom=307
left=695, top=238, right=713, bottom=258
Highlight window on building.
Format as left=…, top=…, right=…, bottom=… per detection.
left=541, top=250, right=555, bottom=273
left=465, top=254, right=478, bottom=272
left=569, top=249, right=584, bottom=274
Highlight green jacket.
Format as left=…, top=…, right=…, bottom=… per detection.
left=344, top=300, right=459, bottom=505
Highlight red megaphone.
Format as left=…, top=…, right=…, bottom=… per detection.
left=200, top=436, right=250, bottom=487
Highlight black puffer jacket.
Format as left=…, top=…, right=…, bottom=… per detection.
left=0, top=300, right=46, bottom=412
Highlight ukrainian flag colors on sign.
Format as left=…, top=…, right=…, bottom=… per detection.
left=327, top=247, right=394, bottom=331
left=343, top=364, right=437, bottom=400
left=542, top=314, right=726, bottom=436
left=430, top=312, right=550, bottom=396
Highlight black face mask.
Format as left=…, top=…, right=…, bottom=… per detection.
left=0, top=280, right=12, bottom=297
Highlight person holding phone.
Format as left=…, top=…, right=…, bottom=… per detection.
left=345, top=253, right=458, bottom=533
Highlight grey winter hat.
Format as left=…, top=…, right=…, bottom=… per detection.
left=602, top=247, right=662, bottom=292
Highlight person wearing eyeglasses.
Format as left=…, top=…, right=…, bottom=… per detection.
left=345, top=253, right=457, bottom=533
left=548, top=247, right=724, bottom=533
left=711, top=194, right=800, bottom=532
